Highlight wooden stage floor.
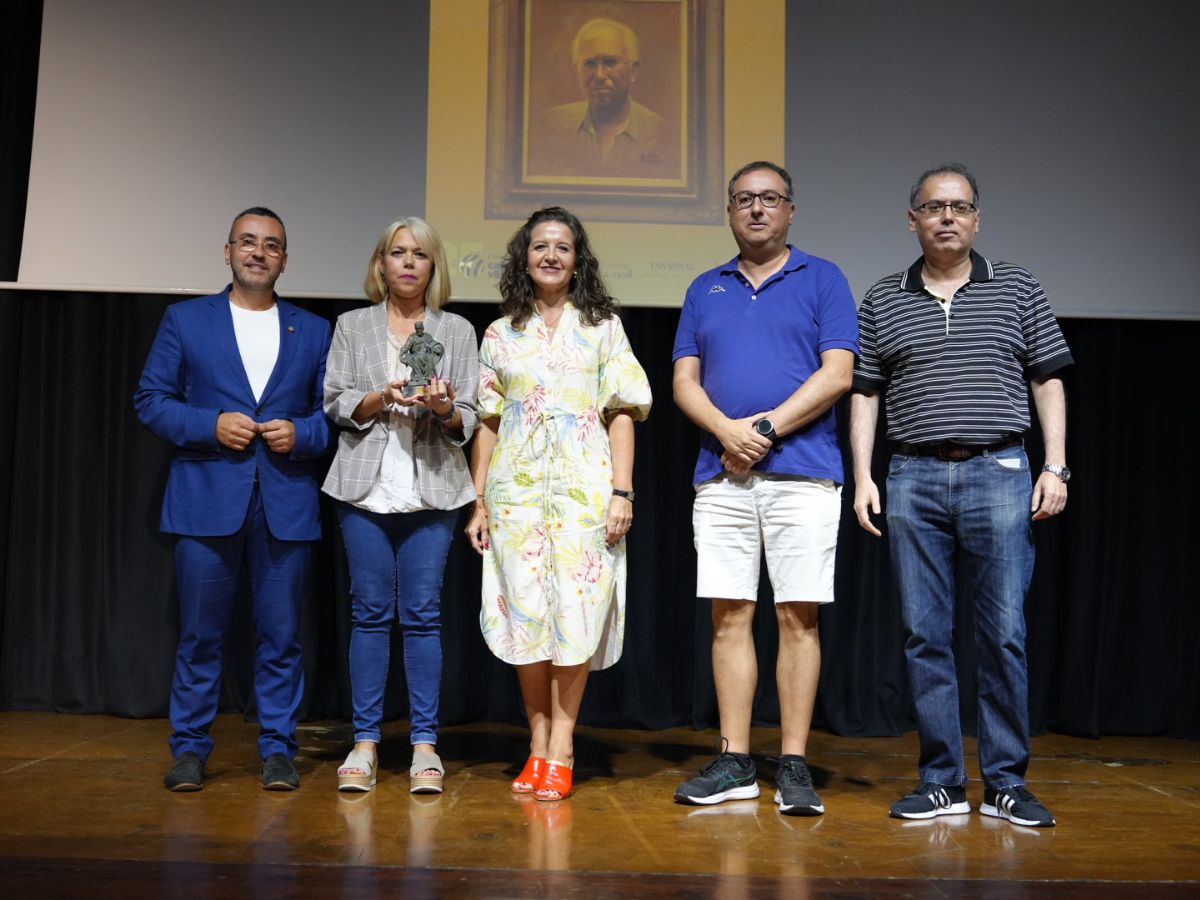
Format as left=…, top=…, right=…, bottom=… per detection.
left=0, top=712, right=1197, bottom=897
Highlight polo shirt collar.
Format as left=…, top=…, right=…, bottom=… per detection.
left=900, top=249, right=993, bottom=292
left=578, top=106, right=645, bottom=143
left=719, top=244, right=810, bottom=277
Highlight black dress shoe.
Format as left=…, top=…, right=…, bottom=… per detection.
left=164, top=751, right=205, bottom=791
left=261, top=752, right=300, bottom=791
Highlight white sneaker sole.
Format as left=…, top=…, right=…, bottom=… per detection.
left=774, top=790, right=825, bottom=815
left=891, top=800, right=971, bottom=819
left=675, top=783, right=760, bottom=805
left=980, top=801, right=1054, bottom=827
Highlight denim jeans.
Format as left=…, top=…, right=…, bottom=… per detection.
left=337, top=504, right=458, bottom=746
left=885, top=444, right=1035, bottom=789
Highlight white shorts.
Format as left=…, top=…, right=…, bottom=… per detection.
left=692, top=473, right=842, bottom=603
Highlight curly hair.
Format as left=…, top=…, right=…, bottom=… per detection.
left=497, top=207, right=617, bottom=331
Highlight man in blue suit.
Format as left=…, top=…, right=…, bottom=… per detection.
left=135, top=207, right=332, bottom=791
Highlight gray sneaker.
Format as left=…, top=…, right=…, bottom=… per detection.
left=980, top=785, right=1056, bottom=827
left=889, top=782, right=970, bottom=819
left=773, top=756, right=824, bottom=816
left=674, top=749, right=759, bottom=805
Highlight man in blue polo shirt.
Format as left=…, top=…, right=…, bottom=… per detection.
left=671, top=161, right=859, bottom=815
left=850, top=163, right=1072, bottom=828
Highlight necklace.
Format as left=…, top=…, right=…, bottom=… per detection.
left=537, top=300, right=566, bottom=332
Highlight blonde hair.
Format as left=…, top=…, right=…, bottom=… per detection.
left=363, top=217, right=452, bottom=309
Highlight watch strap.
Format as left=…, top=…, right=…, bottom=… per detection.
left=755, top=418, right=779, bottom=443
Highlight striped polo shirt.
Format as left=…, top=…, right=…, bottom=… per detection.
left=853, top=250, right=1073, bottom=445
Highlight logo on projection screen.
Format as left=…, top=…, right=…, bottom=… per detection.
left=459, top=254, right=484, bottom=278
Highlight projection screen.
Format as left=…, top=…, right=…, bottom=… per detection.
left=13, top=0, right=1200, bottom=319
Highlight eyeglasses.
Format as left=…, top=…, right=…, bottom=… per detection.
left=730, top=190, right=792, bottom=210
left=229, top=237, right=285, bottom=257
left=913, top=200, right=978, bottom=217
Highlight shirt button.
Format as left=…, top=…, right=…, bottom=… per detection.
left=751, top=294, right=757, bottom=301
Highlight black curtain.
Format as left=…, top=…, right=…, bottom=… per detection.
left=1, top=290, right=1197, bottom=740
left=0, top=1, right=40, bottom=283
left=3, top=2, right=1197, bottom=740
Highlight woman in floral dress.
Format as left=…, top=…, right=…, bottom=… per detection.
left=465, top=207, right=651, bottom=801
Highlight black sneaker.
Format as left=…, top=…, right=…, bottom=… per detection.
left=261, top=752, right=300, bottom=791
left=889, top=782, right=970, bottom=819
left=773, top=756, right=824, bottom=816
left=674, top=749, right=759, bottom=805
left=164, top=751, right=205, bottom=792
left=980, top=785, right=1056, bottom=827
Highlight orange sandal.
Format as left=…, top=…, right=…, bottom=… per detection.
left=511, top=756, right=547, bottom=793
left=534, top=760, right=573, bottom=801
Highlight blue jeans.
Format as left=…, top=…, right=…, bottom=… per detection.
left=336, top=504, right=458, bottom=746
left=885, top=445, right=1035, bottom=789
left=171, top=484, right=310, bottom=761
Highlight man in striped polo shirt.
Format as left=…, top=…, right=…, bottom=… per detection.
left=849, top=163, right=1073, bottom=828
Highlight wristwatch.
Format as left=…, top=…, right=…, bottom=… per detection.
left=1041, top=463, right=1071, bottom=483
left=612, top=488, right=635, bottom=502
left=754, top=418, right=779, bottom=443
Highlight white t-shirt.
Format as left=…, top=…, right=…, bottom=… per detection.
left=229, top=301, right=280, bottom=402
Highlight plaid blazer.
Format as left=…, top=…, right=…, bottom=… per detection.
left=321, top=303, right=478, bottom=509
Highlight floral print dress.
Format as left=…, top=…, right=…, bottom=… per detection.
left=478, top=305, right=652, bottom=670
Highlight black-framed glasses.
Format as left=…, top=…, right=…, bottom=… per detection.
left=913, top=200, right=978, bottom=217
left=229, top=237, right=285, bottom=257
left=730, top=190, right=791, bottom=210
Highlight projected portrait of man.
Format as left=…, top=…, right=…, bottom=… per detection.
left=528, top=17, right=679, bottom=180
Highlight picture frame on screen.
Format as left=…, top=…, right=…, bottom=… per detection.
left=485, top=0, right=724, bottom=224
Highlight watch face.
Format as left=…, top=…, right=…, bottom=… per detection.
left=755, top=419, right=774, bottom=436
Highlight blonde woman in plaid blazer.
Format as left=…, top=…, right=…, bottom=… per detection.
left=323, top=217, right=478, bottom=794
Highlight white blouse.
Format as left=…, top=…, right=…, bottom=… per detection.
left=351, top=330, right=422, bottom=514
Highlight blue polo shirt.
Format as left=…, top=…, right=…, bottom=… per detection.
left=672, top=246, right=860, bottom=485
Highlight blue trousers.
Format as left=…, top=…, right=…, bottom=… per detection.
left=886, top=445, right=1035, bottom=789
left=170, top=484, right=310, bottom=761
left=336, top=504, right=458, bottom=746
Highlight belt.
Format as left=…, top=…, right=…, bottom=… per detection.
left=896, top=436, right=1022, bottom=461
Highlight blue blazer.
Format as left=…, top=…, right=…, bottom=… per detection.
left=134, top=288, right=333, bottom=540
